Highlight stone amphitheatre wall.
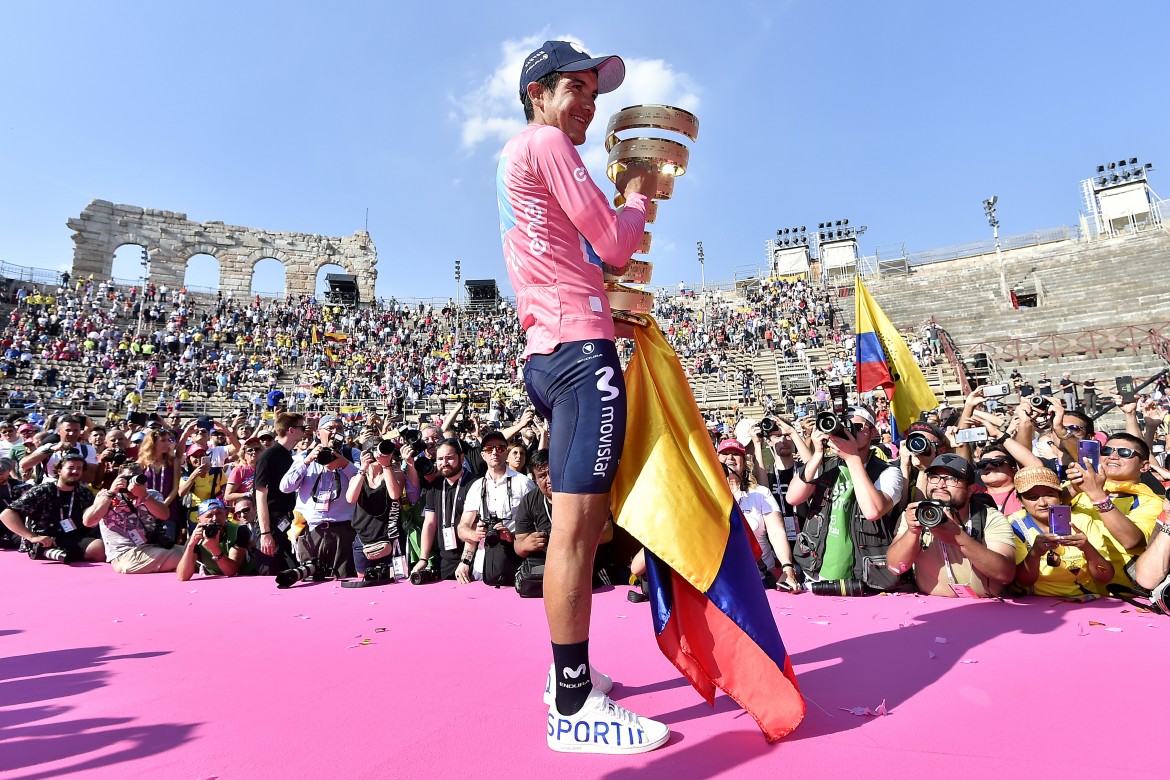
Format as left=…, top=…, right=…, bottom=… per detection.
left=67, top=199, right=378, bottom=300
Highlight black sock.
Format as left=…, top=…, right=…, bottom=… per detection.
left=551, top=640, right=593, bottom=715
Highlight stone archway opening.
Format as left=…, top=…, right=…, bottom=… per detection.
left=314, top=263, right=350, bottom=300
left=251, top=258, right=286, bottom=298
left=184, top=253, right=220, bottom=292
left=111, top=243, right=149, bottom=285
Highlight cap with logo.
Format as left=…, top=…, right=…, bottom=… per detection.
left=716, top=438, right=746, bottom=457
left=519, top=40, right=625, bottom=101
left=927, top=453, right=974, bottom=483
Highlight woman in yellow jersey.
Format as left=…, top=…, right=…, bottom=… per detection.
left=1009, top=467, right=1114, bottom=599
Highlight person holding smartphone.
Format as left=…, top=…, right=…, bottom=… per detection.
left=1008, top=467, right=1113, bottom=598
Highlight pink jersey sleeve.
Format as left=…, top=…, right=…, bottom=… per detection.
left=527, top=126, right=648, bottom=267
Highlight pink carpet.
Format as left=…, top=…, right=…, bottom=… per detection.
left=1, top=554, right=1163, bottom=779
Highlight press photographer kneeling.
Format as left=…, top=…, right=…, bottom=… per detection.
left=885, top=454, right=1016, bottom=597
left=177, top=498, right=255, bottom=581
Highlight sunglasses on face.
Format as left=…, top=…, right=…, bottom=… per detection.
left=1064, top=425, right=1085, bottom=433
left=482, top=444, right=507, bottom=454
left=975, top=460, right=1013, bottom=471
left=1101, top=446, right=1139, bottom=459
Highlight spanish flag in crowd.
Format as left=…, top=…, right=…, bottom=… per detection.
left=855, top=276, right=938, bottom=438
left=324, top=331, right=348, bottom=343
left=612, top=319, right=804, bottom=742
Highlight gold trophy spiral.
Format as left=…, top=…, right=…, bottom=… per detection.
left=602, top=105, right=699, bottom=323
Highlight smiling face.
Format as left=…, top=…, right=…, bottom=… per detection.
left=531, top=70, right=598, bottom=146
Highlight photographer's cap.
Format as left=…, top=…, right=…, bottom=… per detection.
left=185, top=443, right=208, bottom=458
left=847, top=406, right=876, bottom=428
left=928, top=453, right=974, bottom=483
left=198, top=498, right=226, bottom=515
left=318, top=415, right=341, bottom=427
left=520, top=40, right=625, bottom=100
left=907, top=420, right=946, bottom=442
left=480, top=430, right=507, bottom=449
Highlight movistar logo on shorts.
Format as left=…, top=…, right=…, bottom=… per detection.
left=594, top=366, right=619, bottom=476
left=594, top=366, right=619, bottom=402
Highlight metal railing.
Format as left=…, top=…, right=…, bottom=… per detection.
left=858, top=226, right=1079, bottom=275
left=968, top=321, right=1170, bottom=364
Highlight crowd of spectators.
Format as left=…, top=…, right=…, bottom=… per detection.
left=1, top=272, right=1168, bottom=611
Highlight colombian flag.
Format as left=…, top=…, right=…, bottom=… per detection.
left=324, top=331, right=349, bottom=343
left=855, top=277, right=938, bottom=438
left=612, top=319, right=804, bottom=742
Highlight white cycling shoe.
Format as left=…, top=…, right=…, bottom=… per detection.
left=546, top=687, right=671, bottom=754
left=544, top=663, right=613, bottom=706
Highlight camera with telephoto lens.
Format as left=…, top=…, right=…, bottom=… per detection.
left=200, top=523, right=220, bottom=541
left=410, top=566, right=438, bottom=585
left=816, top=381, right=855, bottom=437
left=808, top=579, right=869, bottom=597
left=906, top=432, right=934, bottom=455
left=275, top=559, right=330, bottom=589
left=915, top=500, right=950, bottom=529
left=399, top=429, right=421, bottom=443
left=103, top=448, right=128, bottom=466
left=483, top=515, right=501, bottom=546
left=377, top=439, right=398, bottom=457
left=27, top=543, right=68, bottom=562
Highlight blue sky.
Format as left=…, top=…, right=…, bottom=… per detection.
left=2, top=1, right=1167, bottom=300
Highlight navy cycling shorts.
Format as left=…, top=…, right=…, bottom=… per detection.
left=524, top=339, right=627, bottom=495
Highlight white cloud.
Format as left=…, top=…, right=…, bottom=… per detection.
left=456, top=34, right=701, bottom=178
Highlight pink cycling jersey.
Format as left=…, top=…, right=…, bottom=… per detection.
left=497, top=124, right=648, bottom=358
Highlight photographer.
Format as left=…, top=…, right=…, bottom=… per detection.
left=280, top=415, right=360, bottom=579
left=886, top=455, right=1016, bottom=597
left=20, top=413, right=98, bottom=485
left=176, top=498, right=255, bottom=580
left=346, top=439, right=407, bottom=579
left=0, top=450, right=102, bottom=562
left=456, top=430, right=534, bottom=586
left=414, top=439, right=475, bottom=581
left=749, top=416, right=814, bottom=543
left=896, top=420, right=951, bottom=505
left=83, top=464, right=178, bottom=573
left=788, top=406, right=906, bottom=592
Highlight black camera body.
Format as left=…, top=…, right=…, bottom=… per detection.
left=816, top=381, right=854, bottom=437
left=915, top=500, right=950, bottom=529
left=759, top=417, right=779, bottom=436
left=316, top=447, right=335, bottom=464
left=201, top=523, right=221, bottom=541
left=365, top=561, right=393, bottom=582
left=1029, top=395, right=1051, bottom=411
left=410, top=567, right=438, bottom=585
left=377, top=440, right=398, bottom=457
left=483, top=515, right=501, bottom=546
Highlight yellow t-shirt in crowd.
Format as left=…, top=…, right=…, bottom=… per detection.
left=1009, top=508, right=1112, bottom=599
left=1070, top=481, right=1161, bottom=587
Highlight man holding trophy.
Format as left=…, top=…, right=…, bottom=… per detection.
left=497, top=40, right=668, bottom=754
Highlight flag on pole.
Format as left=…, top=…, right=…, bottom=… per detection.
left=612, top=318, right=804, bottom=743
left=854, top=276, right=938, bottom=437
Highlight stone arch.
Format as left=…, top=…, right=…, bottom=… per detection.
left=110, top=241, right=149, bottom=283
left=250, top=257, right=287, bottom=298
left=68, top=199, right=379, bottom=302
left=183, top=253, right=221, bottom=291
